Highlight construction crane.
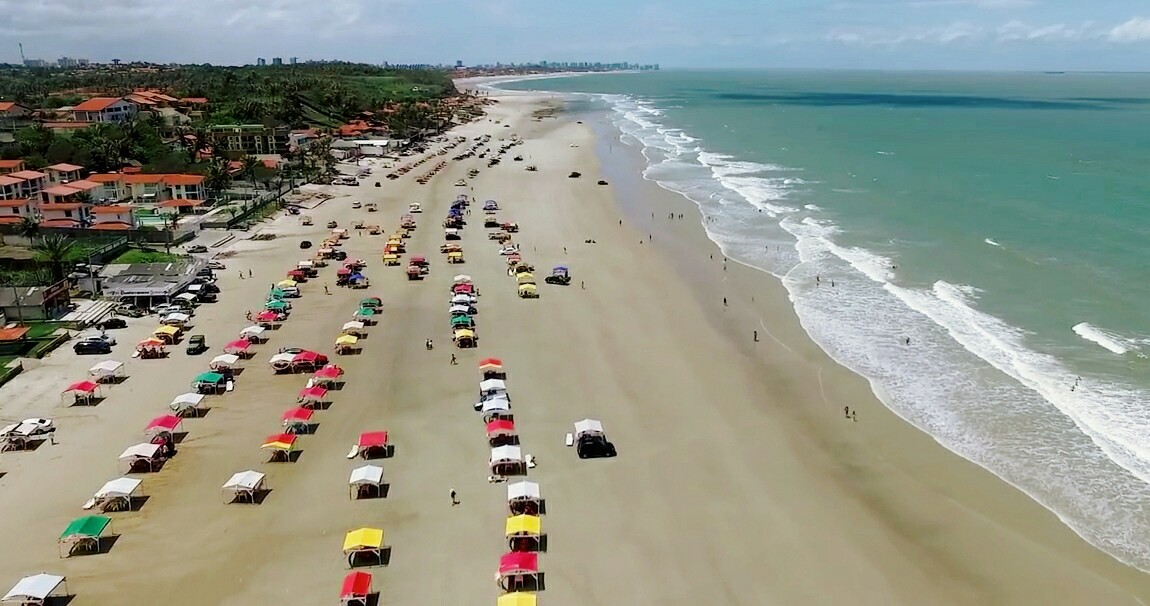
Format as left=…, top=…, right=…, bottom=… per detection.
left=18, top=42, right=25, bottom=64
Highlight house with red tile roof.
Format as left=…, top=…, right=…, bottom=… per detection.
left=45, top=163, right=84, bottom=184
left=41, top=121, right=94, bottom=132
left=0, top=176, right=22, bottom=200
left=0, top=198, right=35, bottom=223
left=0, top=159, right=24, bottom=175
left=70, top=97, right=138, bottom=123
left=88, top=204, right=135, bottom=229
left=7, top=170, right=48, bottom=198
left=85, top=173, right=205, bottom=202
left=0, top=101, right=31, bottom=131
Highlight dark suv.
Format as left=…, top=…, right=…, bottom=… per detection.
left=74, top=339, right=112, bottom=355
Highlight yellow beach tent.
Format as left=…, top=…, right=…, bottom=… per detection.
left=498, top=593, right=538, bottom=606
left=504, top=514, right=542, bottom=537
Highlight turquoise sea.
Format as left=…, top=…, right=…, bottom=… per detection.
left=497, top=70, right=1150, bottom=570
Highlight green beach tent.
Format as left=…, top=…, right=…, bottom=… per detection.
left=265, top=300, right=288, bottom=311
left=268, top=288, right=286, bottom=300
left=193, top=372, right=224, bottom=385
left=359, top=297, right=382, bottom=308
left=59, top=515, right=111, bottom=556
left=355, top=307, right=376, bottom=317
left=451, top=315, right=472, bottom=327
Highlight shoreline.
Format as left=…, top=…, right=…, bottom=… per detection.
left=537, top=90, right=1150, bottom=600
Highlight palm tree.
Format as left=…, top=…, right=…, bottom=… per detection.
left=159, top=213, right=180, bottom=254
left=204, top=159, right=233, bottom=202
left=15, top=216, right=40, bottom=240
left=239, top=155, right=261, bottom=188
left=32, top=233, right=75, bottom=282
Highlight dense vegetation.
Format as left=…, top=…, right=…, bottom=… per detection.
left=0, top=62, right=456, bottom=128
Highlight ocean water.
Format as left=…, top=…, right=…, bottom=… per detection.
left=494, top=70, right=1150, bottom=570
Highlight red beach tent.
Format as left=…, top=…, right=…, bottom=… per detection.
left=479, top=357, right=503, bottom=369
left=63, top=380, right=99, bottom=394
left=144, top=415, right=182, bottom=436
left=223, top=339, right=252, bottom=354
left=486, top=419, right=515, bottom=437
left=499, top=551, right=538, bottom=576
left=297, top=386, right=329, bottom=404
left=340, top=571, right=372, bottom=604
left=256, top=310, right=281, bottom=323
left=358, top=431, right=388, bottom=450
left=282, top=407, right=314, bottom=423
left=314, top=364, right=344, bottom=380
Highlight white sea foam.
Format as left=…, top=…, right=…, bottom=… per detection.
left=1073, top=322, right=1144, bottom=356
left=501, top=85, right=1150, bottom=570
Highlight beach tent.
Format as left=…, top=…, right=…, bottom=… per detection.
left=348, top=465, right=385, bottom=499
left=574, top=419, right=604, bottom=438
left=449, top=304, right=472, bottom=315
left=507, top=481, right=541, bottom=515
left=359, top=297, right=382, bottom=309
left=298, top=386, right=329, bottom=407
left=335, top=334, right=359, bottom=353
left=336, top=267, right=352, bottom=277
left=118, top=443, right=163, bottom=472
left=61, top=380, right=100, bottom=405
left=222, top=470, right=267, bottom=503
left=256, top=310, right=283, bottom=324
left=2, top=573, right=67, bottom=605
left=354, top=431, right=389, bottom=459
left=282, top=407, right=314, bottom=433
left=497, top=592, right=538, bottom=606
left=191, top=372, right=226, bottom=394
left=268, top=288, right=286, bottom=300
left=58, top=515, right=112, bottom=556
left=209, top=354, right=240, bottom=370
left=223, top=339, right=252, bottom=356
left=490, top=445, right=524, bottom=475
left=313, top=364, right=345, bottom=385
left=354, top=307, right=377, bottom=320
left=342, top=321, right=366, bottom=336
left=452, top=283, right=474, bottom=294
left=451, top=293, right=474, bottom=305
left=277, top=279, right=297, bottom=288
left=487, top=419, right=516, bottom=438
left=169, top=392, right=205, bottom=417
left=497, top=552, right=540, bottom=591
left=451, top=315, right=473, bottom=328
left=340, top=571, right=373, bottom=605
left=240, top=325, right=267, bottom=340
left=160, top=311, right=191, bottom=326
left=89, top=477, right=142, bottom=512
left=143, top=415, right=182, bottom=439
left=481, top=396, right=512, bottom=418
left=135, top=337, right=166, bottom=354
left=87, top=360, right=125, bottom=382
left=269, top=352, right=296, bottom=371
left=292, top=351, right=327, bottom=369
left=342, top=527, right=386, bottom=568
left=505, top=515, right=543, bottom=551
left=516, top=273, right=535, bottom=285
left=153, top=325, right=180, bottom=342
left=264, top=300, right=289, bottom=312
left=453, top=274, right=472, bottom=284
left=479, top=358, right=504, bottom=371
left=262, top=433, right=297, bottom=462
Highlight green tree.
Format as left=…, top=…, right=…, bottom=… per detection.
left=16, top=216, right=40, bottom=240
left=32, top=233, right=75, bottom=282
left=238, top=155, right=261, bottom=186
left=204, top=159, right=233, bottom=201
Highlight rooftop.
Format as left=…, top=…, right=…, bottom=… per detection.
left=0, top=160, right=24, bottom=169
left=100, top=259, right=204, bottom=297
left=8, top=170, right=47, bottom=180
left=72, top=97, right=124, bottom=112
left=47, top=163, right=84, bottom=172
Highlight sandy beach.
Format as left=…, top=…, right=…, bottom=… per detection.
left=0, top=88, right=1148, bottom=605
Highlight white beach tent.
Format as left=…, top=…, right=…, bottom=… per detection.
left=490, top=445, right=523, bottom=465
left=507, top=480, right=540, bottom=504
left=480, top=397, right=511, bottom=414
left=450, top=294, right=473, bottom=305
left=209, top=354, right=240, bottom=370
left=222, top=470, right=266, bottom=503
left=480, top=378, right=507, bottom=394
left=449, top=304, right=471, bottom=315
left=268, top=352, right=296, bottom=369
left=574, top=419, right=605, bottom=438
left=118, top=443, right=162, bottom=472
left=453, top=274, right=472, bottom=284
left=2, top=573, right=67, bottom=605
left=160, top=311, right=191, bottom=325
left=341, top=321, right=366, bottom=335
left=88, top=477, right=142, bottom=511
left=88, top=360, right=125, bottom=380
left=348, top=464, right=385, bottom=499
left=240, top=325, right=267, bottom=339
left=169, top=392, right=205, bottom=416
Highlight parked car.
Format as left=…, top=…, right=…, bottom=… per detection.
left=115, top=304, right=145, bottom=318
left=351, top=201, right=362, bottom=209
left=207, top=260, right=227, bottom=270
left=95, top=317, right=127, bottom=330
left=300, top=240, right=313, bottom=249
left=74, top=339, right=112, bottom=355
left=186, top=245, right=209, bottom=254
left=186, top=335, right=207, bottom=355
left=79, top=332, right=116, bottom=346
left=331, top=250, right=347, bottom=261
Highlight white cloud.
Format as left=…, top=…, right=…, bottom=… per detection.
left=826, top=22, right=982, bottom=46
left=907, top=0, right=1036, bottom=7
left=1108, top=17, right=1150, bottom=42
left=996, top=21, right=1097, bottom=42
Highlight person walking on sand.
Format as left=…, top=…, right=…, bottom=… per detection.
left=324, top=284, right=330, bottom=295
left=581, top=281, right=585, bottom=289
left=450, top=488, right=459, bottom=506
left=450, top=354, right=457, bottom=365
left=754, top=330, right=758, bottom=342
left=852, top=411, right=857, bottom=422
left=239, top=271, right=244, bottom=280
left=723, top=297, right=727, bottom=307
left=248, top=269, right=253, bottom=278
left=844, top=406, right=850, bottom=418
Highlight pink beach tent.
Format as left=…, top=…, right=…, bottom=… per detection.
left=223, top=339, right=252, bottom=354
left=63, top=380, right=99, bottom=395
left=486, top=419, right=515, bottom=437
left=297, top=386, right=329, bottom=404
left=357, top=431, right=389, bottom=450
left=144, top=414, right=182, bottom=436
left=340, top=571, right=372, bottom=603
left=499, top=551, right=538, bottom=576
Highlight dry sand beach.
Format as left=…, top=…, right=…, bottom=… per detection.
left=0, top=88, right=1147, bottom=605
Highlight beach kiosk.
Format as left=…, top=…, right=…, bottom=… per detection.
left=340, top=571, right=374, bottom=606
left=169, top=392, right=206, bottom=417
left=223, top=339, right=253, bottom=357
left=487, top=419, right=516, bottom=447
left=118, top=443, right=164, bottom=472
left=87, top=477, right=142, bottom=512
left=2, top=573, right=68, bottom=605
left=87, top=360, right=125, bottom=383
left=61, top=380, right=101, bottom=406
left=58, top=515, right=113, bottom=557
left=348, top=465, right=385, bottom=499
left=507, top=481, right=542, bottom=516
left=490, top=445, right=525, bottom=476
left=506, top=515, right=543, bottom=552
left=342, top=528, right=387, bottom=568
left=222, top=470, right=267, bottom=504
left=498, top=592, right=538, bottom=606
left=282, top=407, right=315, bottom=434
left=298, top=386, right=330, bottom=408
left=262, top=433, right=297, bottom=462
left=497, top=552, right=540, bottom=592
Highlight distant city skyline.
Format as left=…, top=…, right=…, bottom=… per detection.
left=2, top=0, right=1150, bottom=71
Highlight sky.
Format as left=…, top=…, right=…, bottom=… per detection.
left=1, top=0, right=1149, bottom=70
